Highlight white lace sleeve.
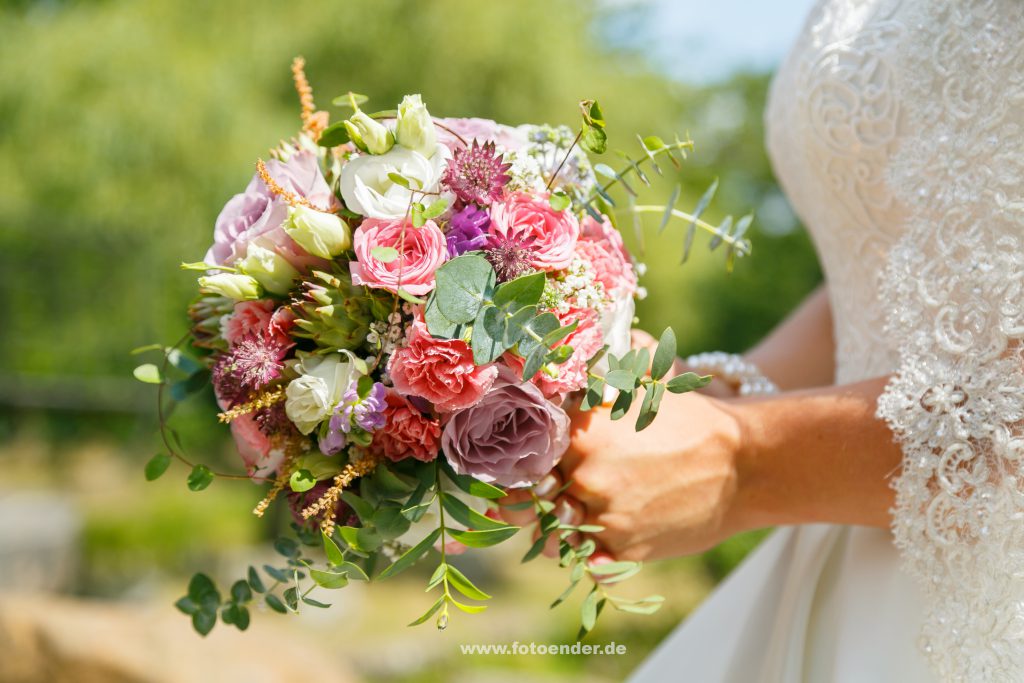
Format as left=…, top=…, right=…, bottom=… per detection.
left=876, top=2, right=1024, bottom=679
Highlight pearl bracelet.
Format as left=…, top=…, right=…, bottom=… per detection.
left=684, top=351, right=779, bottom=397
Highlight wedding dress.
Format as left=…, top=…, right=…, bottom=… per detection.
left=630, top=1, right=1024, bottom=680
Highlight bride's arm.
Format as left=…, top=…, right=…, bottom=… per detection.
left=545, top=377, right=898, bottom=562
left=744, top=284, right=835, bottom=391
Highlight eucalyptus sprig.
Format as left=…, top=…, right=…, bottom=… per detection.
left=581, top=328, right=711, bottom=431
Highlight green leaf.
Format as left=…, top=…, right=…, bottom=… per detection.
left=548, top=191, right=571, bottom=212
left=264, top=594, right=287, bottom=614
left=370, top=246, right=399, bottom=263
left=446, top=564, right=491, bottom=601
left=289, top=468, right=317, bottom=493
left=192, top=609, right=217, bottom=636
left=642, top=135, right=666, bottom=151
left=658, top=184, right=680, bottom=235
left=581, top=126, right=607, bottom=155
left=133, top=363, right=162, bottom=384
left=339, top=492, right=375, bottom=524
left=310, top=568, right=349, bottom=590
left=301, top=596, right=331, bottom=609
left=170, top=371, right=209, bottom=402
left=541, top=321, right=578, bottom=348
left=522, top=535, right=548, bottom=563
left=422, top=198, right=450, bottom=220
left=331, top=92, right=369, bottom=108
left=550, top=574, right=582, bottom=608
left=709, top=215, right=732, bottom=251
left=187, top=573, right=220, bottom=609
left=283, top=587, right=299, bottom=611
left=517, top=312, right=560, bottom=358
left=666, top=372, right=713, bottom=394
left=186, top=464, right=214, bottom=492
left=440, top=493, right=513, bottom=531
left=397, top=288, right=427, bottom=305
left=651, top=328, right=677, bottom=380
left=593, top=163, right=617, bottom=179
left=247, top=567, right=266, bottom=594
left=440, top=461, right=506, bottom=499
left=263, top=565, right=289, bottom=583
left=427, top=563, right=448, bottom=590
left=373, top=502, right=413, bottom=540
left=408, top=595, right=445, bottom=626
left=144, top=453, right=171, bottom=481
left=610, top=389, right=634, bottom=420
left=684, top=178, right=718, bottom=263
left=472, top=305, right=508, bottom=365
left=379, top=527, right=441, bottom=580
left=317, top=121, right=351, bottom=147
left=387, top=172, right=411, bottom=188
left=493, top=271, right=546, bottom=309
left=580, top=99, right=605, bottom=128
left=605, top=369, right=637, bottom=391
left=580, top=587, right=599, bottom=634
left=433, top=254, right=495, bottom=324
left=230, top=580, right=252, bottom=603
left=411, top=202, right=426, bottom=228
left=447, top=526, right=518, bottom=548
left=521, top=346, right=548, bottom=381
left=503, top=304, right=538, bottom=347
left=273, top=537, right=300, bottom=558
left=612, top=595, right=665, bottom=615
left=636, top=382, right=666, bottom=432
left=372, top=464, right=417, bottom=497
left=322, top=532, right=347, bottom=566
left=424, top=293, right=463, bottom=339
left=450, top=596, right=488, bottom=614
left=336, top=561, right=369, bottom=581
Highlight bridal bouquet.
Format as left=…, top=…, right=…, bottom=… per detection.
left=133, top=59, right=750, bottom=637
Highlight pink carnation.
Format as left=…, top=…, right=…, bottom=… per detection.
left=223, top=300, right=274, bottom=346
left=351, top=218, right=447, bottom=296
left=390, top=316, right=498, bottom=412
left=371, top=390, right=441, bottom=463
left=577, top=216, right=636, bottom=295
left=488, top=192, right=580, bottom=272
left=230, top=413, right=285, bottom=482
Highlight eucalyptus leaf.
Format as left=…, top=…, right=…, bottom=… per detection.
left=651, top=328, right=677, bottom=380
left=310, top=568, right=349, bottom=590
left=493, top=271, right=545, bottom=309
left=666, top=372, right=713, bottom=394
left=133, top=363, right=162, bottom=384
left=433, top=255, right=494, bottom=324
left=605, top=369, right=638, bottom=391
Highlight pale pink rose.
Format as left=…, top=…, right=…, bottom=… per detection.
left=488, top=192, right=580, bottom=272
left=577, top=216, right=637, bottom=295
left=441, top=367, right=570, bottom=488
left=204, top=150, right=334, bottom=271
left=437, top=118, right=528, bottom=153
left=230, top=413, right=285, bottom=482
left=389, top=315, right=498, bottom=412
left=350, top=218, right=447, bottom=295
left=371, top=390, right=441, bottom=463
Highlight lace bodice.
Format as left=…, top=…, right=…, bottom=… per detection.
left=766, top=0, right=1024, bottom=680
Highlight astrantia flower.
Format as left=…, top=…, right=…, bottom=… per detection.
left=446, top=206, right=490, bottom=257
left=321, top=381, right=388, bottom=455
left=220, top=334, right=291, bottom=393
left=485, top=232, right=536, bottom=282
left=441, top=140, right=511, bottom=206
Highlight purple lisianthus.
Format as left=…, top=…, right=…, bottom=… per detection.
left=441, top=367, right=570, bottom=488
left=321, top=381, right=388, bottom=455
left=204, top=150, right=335, bottom=270
left=445, top=206, right=490, bottom=257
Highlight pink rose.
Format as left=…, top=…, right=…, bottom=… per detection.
left=371, top=390, right=441, bottom=462
left=350, top=218, right=447, bottom=296
left=488, top=192, right=580, bottom=272
left=390, top=315, right=498, bottom=412
left=204, top=151, right=334, bottom=271
left=441, top=367, right=570, bottom=488
left=230, top=413, right=285, bottom=482
left=577, top=216, right=637, bottom=295
left=223, top=300, right=273, bottom=346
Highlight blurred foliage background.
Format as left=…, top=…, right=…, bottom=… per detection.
left=0, top=0, right=821, bottom=681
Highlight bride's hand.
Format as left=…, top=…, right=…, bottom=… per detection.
left=558, top=390, right=745, bottom=562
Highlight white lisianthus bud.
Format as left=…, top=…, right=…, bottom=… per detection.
left=284, top=205, right=351, bottom=259
left=395, top=94, right=437, bottom=159
left=344, top=111, right=395, bottom=155
left=284, top=353, right=356, bottom=435
left=237, top=243, right=300, bottom=295
left=197, top=273, right=262, bottom=301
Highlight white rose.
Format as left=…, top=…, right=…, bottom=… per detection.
left=284, top=353, right=356, bottom=435
left=339, top=144, right=450, bottom=219
left=594, top=291, right=636, bottom=401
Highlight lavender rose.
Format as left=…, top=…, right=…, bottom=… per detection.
left=441, top=367, right=570, bottom=488
left=205, top=150, right=335, bottom=269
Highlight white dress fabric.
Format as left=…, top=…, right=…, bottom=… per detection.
left=630, top=1, right=1024, bottom=681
